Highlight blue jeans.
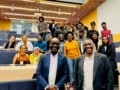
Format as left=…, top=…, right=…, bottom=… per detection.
left=67, top=58, right=77, bottom=83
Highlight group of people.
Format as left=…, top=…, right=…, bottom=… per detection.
left=2, top=35, right=43, bottom=64
left=1, top=16, right=117, bottom=90
left=36, top=37, right=114, bottom=90
left=35, top=17, right=116, bottom=90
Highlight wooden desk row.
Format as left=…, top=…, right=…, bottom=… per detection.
left=0, top=64, right=37, bottom=82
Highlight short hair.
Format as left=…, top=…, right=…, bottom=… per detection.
left=33, top=47, right=40, bottom=51
left=49, top=38, right=60, bottom=44
left=22, top=34, right=28, bottom=38
left=90, top=21, right=96, bottom=26
left=84, top=26, right=88, bottom=31
left=78, top=22, right=83, bottom=26
left=83, top=38, right=94, bottom=46
left=101, top=22, right=106, bottom=25
left=57, top=32, right=64, bottom=37
left=66, top=31, right=74, bottom=37
left=76, top=22, right=83, bottom=28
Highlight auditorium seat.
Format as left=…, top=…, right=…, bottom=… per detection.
left=0, top=31, right=9, bottom=40
left=0, top=39, right=7, bottom=46
left=0, top=50, right=16, bottom=64
left=8, top=31, right=16, bottom=39
left=10, top=79, right=36, bottom=90
left=0, top=82, right=10, bottom=90
left=0, top=79, right=36, bottom=90
left=29, top=32, right=39, bottom=38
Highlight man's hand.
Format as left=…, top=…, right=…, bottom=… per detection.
left=46, top=85, right=57, bottom=90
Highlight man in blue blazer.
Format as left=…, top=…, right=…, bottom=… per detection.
left=36, top=38, right=69, bottom=90
left=74, top=38, right=114, bottom=90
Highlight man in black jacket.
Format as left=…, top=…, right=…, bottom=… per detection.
left=74, top=38, right=114, bottom=90
left=49, top=19, right=57, bottom=37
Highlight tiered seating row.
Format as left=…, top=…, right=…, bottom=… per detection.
left=0, top=79, right=36, bottom=90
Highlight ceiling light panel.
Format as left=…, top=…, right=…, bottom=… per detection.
left=5, top=12, right=68, bottom=20
left=0, top=5, right=72, bottom=15
left=9, top=17, right=63, bottom=24
left=40, top=1, right=77, bottom=8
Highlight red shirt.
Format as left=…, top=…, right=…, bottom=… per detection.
left=101, top=29, right=111, bottom=38
left=101, top=29, right=112, bottom=43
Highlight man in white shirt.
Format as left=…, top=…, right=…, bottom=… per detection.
left=15, top=35, right=33, bottom=51
left=74, top=38, right=114, bottom=90
left=36, top=38, right=69, bottom=90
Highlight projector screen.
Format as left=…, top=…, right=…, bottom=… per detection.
left=51, top=0, right=85, bottom=4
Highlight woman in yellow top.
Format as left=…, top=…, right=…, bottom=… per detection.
left=29, top=47, right=42, bottom=65
left=64, top=32, right=81, bottom=84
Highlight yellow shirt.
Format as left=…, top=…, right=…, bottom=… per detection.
left=64, top=40, right=81, bottom=59
left=29, top=53, right=42, bottom=64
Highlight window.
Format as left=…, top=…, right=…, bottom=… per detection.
left=11, top=22, right=32, bottom=35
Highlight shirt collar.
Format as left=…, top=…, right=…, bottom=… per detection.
left=85, top=53, right=94, bottom=59
left=50, top=53, right=58, bottom=58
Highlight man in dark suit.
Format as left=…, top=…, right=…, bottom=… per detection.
left=49, top=19, right=57, bottom=37
left=77, top=29, right=85, bottom=55
left=36, top=38, right=69, bottom=90
left=74, top=38, right=114, bottom=90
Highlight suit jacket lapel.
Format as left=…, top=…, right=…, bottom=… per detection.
left=46, top=53, right=50, bottom=80
left=55, top=53, right=62, bottom=84
left=56, top=53, right=61, bottom=75
left=80, top=53, right=100, bottom=85
left=93, top=53, right=99, bottom=80
left=79, top=55, right=85, bottom=78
